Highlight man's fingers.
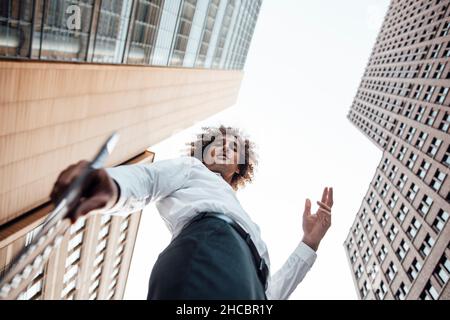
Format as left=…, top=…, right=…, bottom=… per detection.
left=317, top=208, right=332, bottom=227
left=70, top=194, right=109, bottom=223
left=303, top=198, right=312, bottom=217
left=317, top=201, right=331, bottom=213
left=327, top=187, right=334, bottom=207
left=321, top=187, right=328, bottom=204
left=51, top=160, right=89, bottom=203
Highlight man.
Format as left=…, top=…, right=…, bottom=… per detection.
left=50, top=125, right=333, bottom=300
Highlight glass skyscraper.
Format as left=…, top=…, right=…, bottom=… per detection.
left=0, top=0, right=261, bottom=69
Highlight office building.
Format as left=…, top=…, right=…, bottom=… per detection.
left=345, top=0, right=449, bottom=300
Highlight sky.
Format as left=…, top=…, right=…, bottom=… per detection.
left=124, top=0, right=391, bottom=300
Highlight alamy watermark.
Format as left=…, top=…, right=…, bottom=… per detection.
left=66, top=5, right=81, bottom=31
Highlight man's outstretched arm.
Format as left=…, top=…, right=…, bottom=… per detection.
left=266, top=187, right=333, bottom=300
left=50, top=157, right=194, bottom=222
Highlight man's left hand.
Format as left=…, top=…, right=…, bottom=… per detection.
left=301, top=187, right=334, bottom=251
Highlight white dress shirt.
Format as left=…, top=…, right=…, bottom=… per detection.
left=104, top=156, right=316, bottom=300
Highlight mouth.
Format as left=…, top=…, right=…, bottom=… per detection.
left=216, top=154, right=228, bottom=160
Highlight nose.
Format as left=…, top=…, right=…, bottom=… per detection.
left=223, top=140, right=234, bottom=156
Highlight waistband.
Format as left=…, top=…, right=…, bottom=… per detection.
left=185, top=212, right=269, bottom=291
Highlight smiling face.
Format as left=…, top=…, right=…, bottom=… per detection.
left=187, top=125, right=258, bottom=191
left=203, top=134, right=242, bottom=185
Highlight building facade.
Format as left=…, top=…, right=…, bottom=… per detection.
left=0, top=0, right=262, bottom=299
left=0, top=0, right=260, bottom=69
left=0, top=151, right=153, bottom=300
left=345, top=0, right=449, bottom=300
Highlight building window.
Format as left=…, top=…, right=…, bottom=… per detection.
left=362, top=251, right=369, bottom=264
left=425, top=108, right=438, bottom=126
left=415, top=131, right=428, bottom=149
left=126, top=0, right=164, bottom=64
left=405, top=127, right=416, bottom=142
left=433, top=255, right=450, bottom=286
left=387, top=224, right=398, bottom=242
left=445, top=41, right=450, bottom=57
left=346, top=237, right=354, bottom=251
left=40, top=0, right=95, bottom=62
left=355, top=264, right=363, bottom=279
left=413, top=85, right=423, bottom=99
left=367, top=191, right=375, bottom=204
left=396, top=173, right=408, bottom=190
left=407, top=258, right=422, bottom=281
left=360, top=208, right=367, bottom=220
left=406, top=182, right=419, bottom=202
left=65, top=248, right=81, bottom=268
left=92, top=2, right=134, bottom=63
left=394, top=282, right=409, bottom=300
left=419, top=234, right=435, bottom=258
left=375, top=281, right=388, bottom=300
left=70, top=218, right=86, bottom=234
left=369, top=262, right=379, bottom=280
left=365, top=219, right=374, bottom=232
left=350, top=250, right=358, bottom=264
left=420, top=282, right=439, bottom=300
left=360, top=281, right=368, bottom=298
left=417, top=160, right=431, bottom=179
left=438, top=112, right=450, bottom=133
left=63, top=265, right=79, bottom=285
left=388, top=165, right=398, bottom=180
left=101, top=214, right=112, bottom=226
left=396, top=239, right=409, bottom=261
left=389, top=141, right=398, bottom=155
left=379, top=211, right=389, bottom=227
left=374, top=174, right=382, bottom=189
left=427, top=137, right=442, bottom=157
left=396, top=203, right=409, bottom=222
left=387, top=261, right=398, bottom=283
left=406, top=152, right=418, bottom=170
left=96, top=239, right=107, bottom=255
left=378, top=245, right=388, bottom=262
left=371, top=231, right=380, bottom=245
left=435, top=87, right=449, bottom=104
left=433, top=63, right=446, bottom=79
left=431, top=43, right=442, bottom=58
left=432, top=209, right=449, bottom=233
left=67, top=231, right=84, bottom=253
left=397, top=146, right=408, bottom=161
left=353, top=225, right=359, bottom=236
left=418, top=195, right=433, bottom=216
left=380, top=183, right=390, bottom=198
left=99, top=224, right=110, bottom=241
left=381, top=158, right=391, bottom=171
left=422, top=64, right=432, bottom=78
left=388, top=192, right=398, bottom=209
left=423, top=86, right=435, bottom=102
left=407, top=217, right=421, bottom=239
left=430, top=169, right=446, bottom=191
left=373, top=200, right=382, bottom=215
left=396, top=122, right=406, bottom=136
left=442, top=145, right=450, bottom=167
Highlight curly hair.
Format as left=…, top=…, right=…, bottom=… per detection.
left=186, top=125, right=258, bottom=191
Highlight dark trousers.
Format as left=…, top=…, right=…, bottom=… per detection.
left=147, top=216, right=266, bottom=300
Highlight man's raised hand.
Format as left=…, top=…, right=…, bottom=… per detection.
left=301, top=187, right=334, bottom=251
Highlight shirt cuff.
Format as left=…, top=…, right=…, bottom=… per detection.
left=294, top=241, right=318, bottom=268
left=102, top=169, right=128, bottom=214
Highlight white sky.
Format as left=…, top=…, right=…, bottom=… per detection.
left=124, top=0, right=391, bottom=300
